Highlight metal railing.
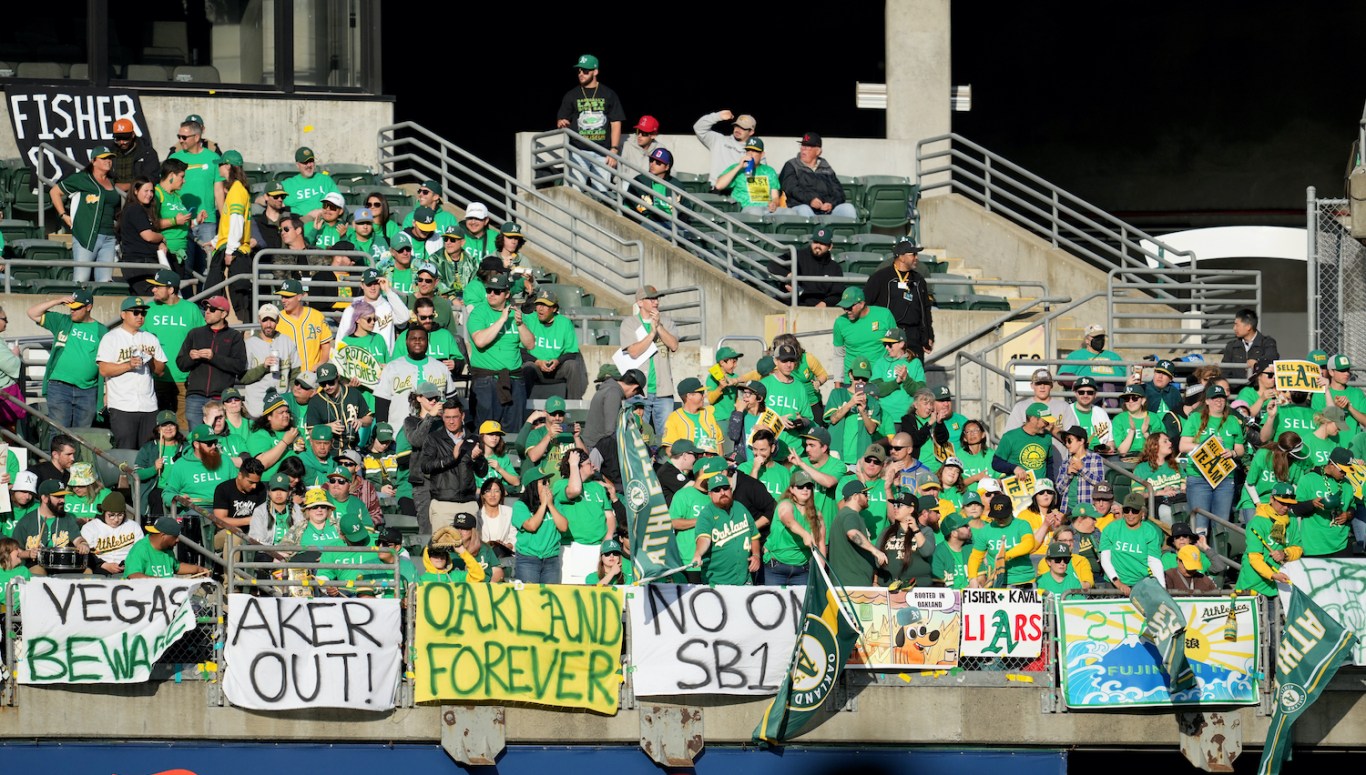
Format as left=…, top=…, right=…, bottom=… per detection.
left=528, top=128, right=802, bottom=305
left=1107, top=267, right=1260, bottom=355
left=247, top=248, right=374, bottom=317
left=376, top=121, right=647, bottom=304
left=0, top=258, right=168, bottom=294
left=33, top=142, right=85, bottom=235
left=915, top=133, right=1194, bottom=292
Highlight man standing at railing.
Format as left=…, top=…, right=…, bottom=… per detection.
left=169, top=118, right=223, bottom=285
left=556, top=54, right=625, bottom=196
left=26, top=290, right=102, bottom=429
left=621, top=115, right=661, bottom=191
left=1220, top=308, right=1279, bottom=379
left=865, top=242, right=934, bottom=360
left=97, top=297, right=168, bottom=450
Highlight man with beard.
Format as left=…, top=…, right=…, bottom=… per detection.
left=211, top=457, right=266, bottom=551
left=247, top=390, right=301, bottom=479
left=375, top=326, right=452, bottom=429
left=691, top=472, right=762, bottom=586
left=305, top=363, right=373, bottom=449
left=521, top=289, right=587, bottom=399
left=250, top=184, right=290, bottom=252
left=412, top=297, right=464, bottom=375
left=162, top=424, right=239, bottom=514
left=108, top=117, right=160, bottom=192
left=787, top=227, right=844, bottom=307
left=13, top=480, right=90, bottom=563
left=556, top=54, right=625, bottom=194
left=241, top=304, right=301, bottom=417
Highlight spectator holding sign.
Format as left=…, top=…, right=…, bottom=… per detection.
left=1295, top=447, right=1355, bottom=558
left=1311, top=354, right=1366, bottom=436
left=1235, top=483, right=1302, bottom=596
left=1179, top=385, right=1245, bottom=533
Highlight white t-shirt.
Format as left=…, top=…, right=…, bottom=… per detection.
left=80, top=519, right=144, bottom=563
left=337, top=288, right=410, bottom=353
left=373, top=356, right=450, bottom=428
left=243, top=333, right=300, bottom=417
left=477, top=504, right=516, bottom=552
left=97, top=327, right=167, bottom=412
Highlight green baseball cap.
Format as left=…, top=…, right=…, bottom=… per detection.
left=1270, top=482, right=1297, bottom=502
left=269, top=473, right=292, bottom=492
left=837, top=286, right=865, bottom=308
left=575, top=54, right=600, bottom=69
left=744, top=138, right=765, bottom=152
left=90, top=145, right=115, bottom=160
left=600, top=538, right=624, bottom=554
left=220, top=149, right=244, bottom=167
left=596, top=363, right=621, bottom=382
left=421, top=179, right=443, bottom=197
left=295, top=146, right=316, bottom=163
left=340, top=512, right=368, bottom=543
left=183, top=114, right=205, bottom=126
left=148, top=269, right=180, bottom=287
left=677, top=377, right=705, bottom=394
left=802, top=427, right=832, bottom=447
left=375, top=423, right=394, bottom=442
left=841, top=479, right=870, bottom=499
left=670, top=439, right=700, bottom=456
left=940, top=513, right=969, bottom=534
left=329, top=463, right=353, bottom=482
left=310, top=425, right=334, bottom=441
left=277, top=278, right=304, bottom=297
left=694, top=456, right=727, bottom=476
left=849, top=359, right=872, bottom=380
left=521, top=462, right=552, bottom=486
left=1331, top=354, right=1352, bottom=371
left=1307, top=350, right=1328, bottom=367
left=1026, top=402, right=1057, bottom=422
left=812, top=227, right=834, bottom=245
left=546, top=395, right=567, bottom=414
left=1046, top=541, right=1072, bottom=560
left=121, top=296, right=150, bottom=311
left=187, top=424, right=216, bottom=443
left=706, top=473, right=732, bottom=491
left=715, top=346, right=741, bottom=361
left=1074, top=376, right=1098, bottom=390
left=155, top=410, right=178, bottom=427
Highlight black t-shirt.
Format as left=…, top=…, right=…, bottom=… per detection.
left=794, top=247, right=845, bottom=306
left=655, top=462, right=691, bottom=505
left=556, top=84, right=625, bottom=149
left=29, top=462, right=69, bottom=488
left=212, top=479, right=266, bottom=522
left=252, top=212, right=285, bottom=252
left=119, top=205, right=160, bottom=261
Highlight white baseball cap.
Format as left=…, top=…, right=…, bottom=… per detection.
left=978, top=477, right=1003, bottom=495
left=13, top=470, right=38, bottom=494
left=258, top=303, right=281, bottom=320
left=465, top=202, right=490, bottom=220
left=322, top=192, right=346, bottom=209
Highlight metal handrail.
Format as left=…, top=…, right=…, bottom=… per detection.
left=377, top=121, right=646, bottom=300
left=916, top=134, right=1196, bottom=284
left=528, top=128, right=803, bottom=305
left=33, top=142, right=86, bottom=235
left=0, top=258, right=169, bottom=294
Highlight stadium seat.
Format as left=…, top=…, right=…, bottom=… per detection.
left=675, top=172, right=711, bottom=196
left=967, top=294, right=1013, bottom=312
left=171, top=65, right=221, bottom=83
left=847, top=233, right=898, bottom=252
left=0, top=218, right=40, bottom=243
left=840, top=175, right=866, bottom=211
left=766, top=214, right=816, bottom=238
left=66, top=427, right=114, bottom=464
left=7, top=167, right=51, bottom=219
left=862, top=175, right=917, bottom=231
left=840, top=251, right=886, bottom=277
left=16, top=61, right=68, bottom=79
left=692, top=192, right=738, bottom=214
left=537, top=283, right=587, bottom=308
left=323, top=164, right=381, bottom=187
left=124, top=64, right=170, bottom=81
left=817, top=215, right=862, bottom=241
left=931, top=273, right=974, bottom=310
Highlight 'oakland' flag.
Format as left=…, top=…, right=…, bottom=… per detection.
left=616, top=406, right=682, bottom=580
left=753, top=555, right=862, bottom=744
left=1257, top=587, right=1357, bottom=775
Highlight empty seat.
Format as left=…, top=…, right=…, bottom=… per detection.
left=839, top=175, right=866, bottom=212
left=815, top=215, right=862, bottom=241
left=16, top=62, right=69, bottom=79
left=967, top=294, right=1013, bottom=312
left=323, top=164, right=381, bottom=187
left=171, top=65, right=221, bottom=82
left=930, top=273, right=973, bottom=310
left=847, top=232, right=898, bottom=251
left=124, top=64, right=170, bottom=81
left=0, top=218, right=40, bottom=243
left=862, top=175, right=917, bottom=231
left=764, top=214, right=815, bottom=238
left=537, top=283, right=587, bottom=308
left=675, top=172, right=711, bottom=195
left=840, top=251, right=887, bottom=277
left=691, top=192, right=737, bottom=214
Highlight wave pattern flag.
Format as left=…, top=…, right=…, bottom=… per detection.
left=617, top=407, right=682, bottom=580
left=753, top=556, right=863, bottom=744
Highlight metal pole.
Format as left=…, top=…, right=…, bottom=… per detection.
left=1306, top=186, right=1318, bottom=352
left=0, top=393, right=140, bottom=515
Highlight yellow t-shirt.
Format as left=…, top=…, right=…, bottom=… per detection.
left=277, top=306, right=333, bottom=372
left=215, top=181, right=253, bottom=253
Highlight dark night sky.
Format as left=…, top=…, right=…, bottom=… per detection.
left=384, top=4, right=1366, bottom=228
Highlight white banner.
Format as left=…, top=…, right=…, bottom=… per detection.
left=960, top=587, right=1045, bottom=659
left=18, top=578, right=206, bottom=684
left=627, top=584, right=803, bottom=696
left=223, top=594, right=401, bottom=710
left=1282, top=559, right=1366, bottom=667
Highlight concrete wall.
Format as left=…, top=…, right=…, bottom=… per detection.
left=886, top=0, right=952, bottom=145
left=0, top=92, right=394, bottom=168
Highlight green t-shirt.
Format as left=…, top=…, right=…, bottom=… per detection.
left=156, top=185, right=190, bottom=254
left=1294, top=471, right=1350, bottom=556
left=996, top=427, right=1052, bottom=475
left=342, top=332, right=391, bottom=367
left=670, top=485, right=711, bottom=565
left=304, top=221, right=347, bottom=251
left=1270, top=405, right=1317, bottom=440
left=706, top=368, right=741, bottom=430
left=524, top=313, right=580, bottom=360
left=388, top=267, right=416, bottom=297
left=833, top=306, right=898, bottom=375
left=870, top=355, right=925, bottom=428
left=511, top=499, right=562, bottom=559
left=695, top=502, right=758, bottom=586
left=40, top=312, right=104, bottom=389
left=248, top=429, right=296, bottom=481
left=755, top=463, right=791, bottom=505
left=66, top=487, right=112, bottom=522
left=828, top=507, right=878, bottom=587
left=1179, top=413, right=1244, bottom=478
left=838, top=473, right=888, bottom=537
left=161, top=456, right=238, bottom=507
left=1112, top=411, right=1156, bottom=455
left=552, top=478, right=611, bottom=546
left=301, top=521, right=344, bottom=547
left=424, top=327, right=465, bottom=364
left=765, top=499, right=814, bottom=567
left=974, top=518, right=1036, bottom=585
left=1236, top=512, right=1293, bottom=596
left=123, top=537, right=178, bottom=578
left=586, top=563, right=638, bottom=586
left=1312, top=387, right=1366, bottom=437
left=1133, top=461, right=1184, bottom=493
left=931, top=541, right=971, bottom=589
left=1036, top=571, right=1084, bottom=594
left=1099, top=519, right=1164, bottom=585
left=475, top=452, right=514, bottom=490
left=466, top=303, right=522, bottom=371
left=1058, top=348, right=1124, bottom=380
left=281, top=172, right=340, bottom=215
left=169, top=147, right=223, bottom=220
left=803, top=455, right=851, bottom=527
left=145, top=300, right=206, bottom=383
left=956, top=445, right=995, bottom=481
left=722, top=161, right=782, bottom=208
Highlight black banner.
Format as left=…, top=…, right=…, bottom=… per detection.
left=6, top=84, right=152, bottom=181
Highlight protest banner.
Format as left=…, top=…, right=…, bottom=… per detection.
left=1056, top=595, right=1261, bottom=708
left=843, top=586, right=960, bottom=669
left=961, top=587, right=1044, bottom=659
left=5, top=85, right=151, bottom=181
left=414, top=582, right=623, bottom=713
left=1000, top=470, right=1036, bottom=514
left=18, top=578, right=206, bottom=684
left=222, top=594, right=401, bottom=711
left=1190, top=435, right=1236, bottom=488
left=1282, top=559, right=1366, bottom=666
left=1273, top=360, right=1323, bottom=394
left=628, top=584, right=802, bottom=696
left=332, top=344, right=383, bottom=388
left=1341, top=462, right=1366, bottom=500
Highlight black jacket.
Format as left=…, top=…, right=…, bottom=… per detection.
left=419, top=421, right=488, bottom=502
left=176, top=325, right=246, bottom=398
left=111, top=140, right=161, bottom=187
left=779, top=156, right=848, bottom=208
left=1220, top=332, right=1279, bottom=371
left=866, top=264, right=934, bottom=348
left=794, top=246, right=844, bottom=306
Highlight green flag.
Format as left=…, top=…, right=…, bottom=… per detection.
left=1257, top=587, right=1357, bottom=775
left=616, top=406, right=682, bottom=580
left=1130, top=577, right=1197, bottom=695
left=753, top=555, right=863, bottom=744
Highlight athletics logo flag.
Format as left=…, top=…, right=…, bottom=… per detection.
left=1256, top=588, right=1357, bottom=775
left=616, top=406, right=682, bottom=581
left=753, top=555, right=862, bottom=744
left=1130, top=577, right=1197, bottom=695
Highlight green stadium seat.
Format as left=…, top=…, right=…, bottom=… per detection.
left=766, top=214, right=815, bottom=238
left=967, top=294, right=1013, bottom=312
left=692, top=192, right=738, bottom=214
left=0, top=218, right=40, bottom=243
left=675, top=172, right=711, bottom=195
left=538, top=283, right=587, bottom=308
left=7, top=167, right=50, bottom=219
left=374, top=185, right=415, bottom=211
left=839, top=176, right=866, bottom=212
left=861, top=175, right=916, bottom=231
left=847, top=233, right=897, bottom=251
left=817, top=216, right=862, bottom=241
left=840, top=251, right=886, bottom=277
left=322, top=164, right=380, bottom=188
left=931, top=273, right=973, bottom=310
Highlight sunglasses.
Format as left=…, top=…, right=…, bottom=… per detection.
left=576, top=68, right=593, bottom=74
left=487, top=288, right=509, bottom=295
left=416, top=188, right=431, bottom=195
left=418, top=314, right=436, bottom=321
left=198, top=439, right=219, bottom=447
left=224, top=396, right=242, bottom=402
left=176, top=134, right=197, bottom=140
left=890, top=445, right=909, bottom=451
left=327, top=478, right=348, bottom=485
left=416, top=277, right=436, bottom=284
left=367, top=201, right=384, bottom=207
left=1124, top=395, right=1142, bottom=401
left=1047, top=557, right=1068, bottom=563
left=268, top=193, right=285, bottom=200
left=864, top=457, right=884, bottom=465
left=793, top=483, right=815, bottom=491
left=1122, top=507, right=1142, bottom=514
left=127, top=309, right=147, bottom=316
left=443, top=236, right=462, bottom=242
left=394, top=246, right=413, bottom=253
left=340, top=460, right=359, bottom=468
left=280, top=226, right=295, bottom=233
left=318, top=380, right=337, bottom=387
left=361, top=316, right=376, bottom=323
left=1075, top=390, right=1096, bottom=396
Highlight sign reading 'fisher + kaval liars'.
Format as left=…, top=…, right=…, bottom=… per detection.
left=843, top=586, right=961, bottom=669
left=1191, top=435, right=1237, bottom=488
left=415, top=582, right=624, bottom=713
left=19, top=578, right=207, bottom=684
left=960, top=587, right=1045, bottom=659
left=1274, top=360, right=1324, bottom=394
left=628, top=584, right=802, bottom=696
left=222, top=594, right=401, bottom=711
left=1056, top=595, right=1261, bottom=708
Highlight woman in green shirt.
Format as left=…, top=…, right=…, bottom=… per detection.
left=50, top=147, right=121, bottom=283
left=763, top=472, right=823, bottom=586
left=585, top=538, right=637, bottom=585
left=936, top=457, right=968, bottom=512
left=1236, top=432, right=1308, bottom=523
left=475, top=421, right=521, bottom=490
left=1179, top=385, right=1245, bottom=534
left=1132, top=432, right=1185, bottom=524
left=135, top=412, right=185, bottom=519
left=956, top=420, right=995, bottom=485
left=1113, top=385, right=1156, bottom=463
left=339, top=300, right=392, bottom=369
left=511, top=465, right=567, bottom=584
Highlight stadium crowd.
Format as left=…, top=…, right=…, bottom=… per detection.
left=0, top=56, right=1360, bottom=601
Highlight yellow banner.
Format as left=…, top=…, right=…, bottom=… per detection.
left=1342, top=462, right=1366, bottom=500
left=1000, top=470, right=1036, bottom=514
left=414, top=583, right=624, bottom=713
left=1190, top=435, right=1236, bottom=488
left=1274, top=360, right=1323, bottom=394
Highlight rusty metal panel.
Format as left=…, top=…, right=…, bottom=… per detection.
left=1178, top=711, right=1241, bottom=772
left=440, top=705, right=506, bottom=766
left=639, top=704, right=703, bottom=768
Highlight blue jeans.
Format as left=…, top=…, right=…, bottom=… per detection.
left=72, top=234, right=116, bottom=283
left=566, top=148, right=614, bottom=197
left=47, top=380, right=98, bottom=429
left=763, top=559, right=809, bottom=586
left=185, top=393, right=210, bottom=427
left=645, top=394, right=674, bottom=440
left=185, top=221, right=217, bottom=280
left=515, top=553, right=562, bottom=584
left=1186, top=475, right=1235, bottom=535
left=790, top=202, right=858, bottom=219
left=471, top=374, right=527, bottom=433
